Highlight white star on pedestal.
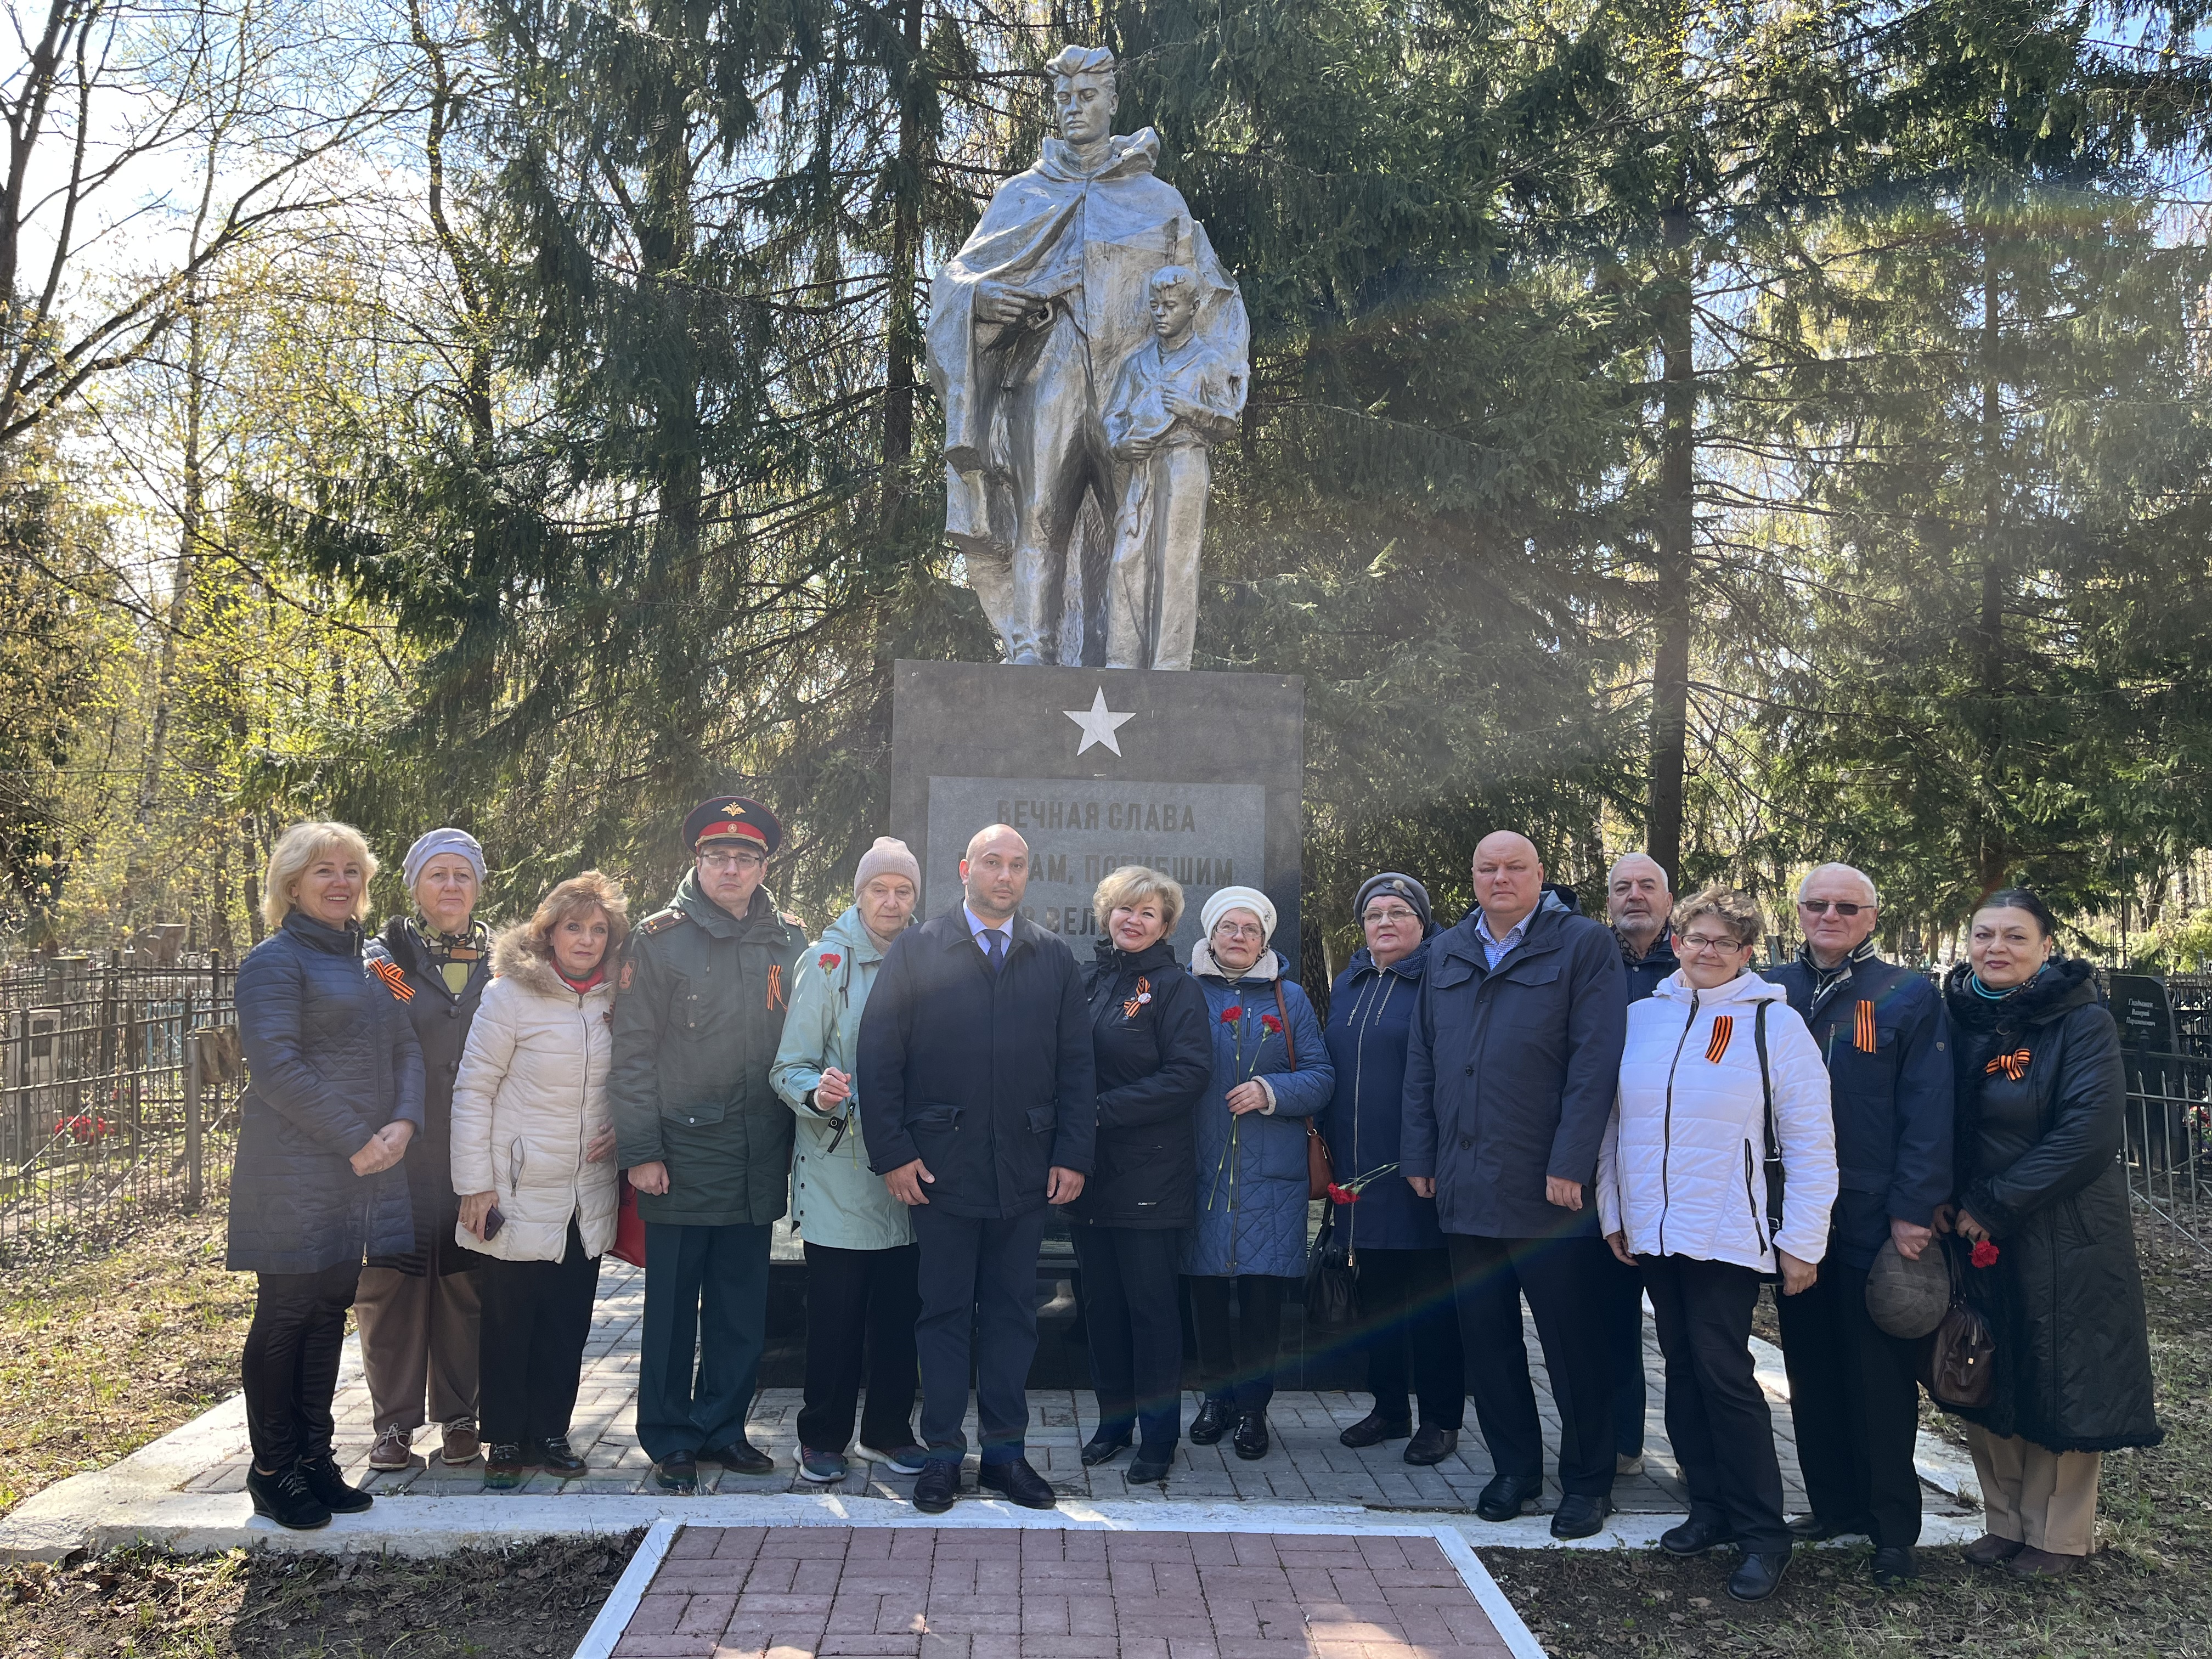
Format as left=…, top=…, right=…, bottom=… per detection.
left=1063, top=686, right=1137, bottom=757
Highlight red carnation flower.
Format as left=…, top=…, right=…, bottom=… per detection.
left=819, top=952, right=841, bottom=972
left=1220, top=1006, right=1242, bottom=1024
left=1970, top=1240, right=2000, bottom=1269
left=1327, top=1183, right=1358, bottom=1205
left=1261, top=1012, right=1284, bottom=1034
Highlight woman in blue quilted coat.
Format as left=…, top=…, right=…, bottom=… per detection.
left=1180, top=885, right=1331, bottom=1460
left=228, top=821, right=424, bottom=1531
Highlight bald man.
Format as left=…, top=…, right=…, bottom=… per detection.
left=1402, top=832, right=1628, bottom=1539
left=857, top=825, right=1096, bottom=1513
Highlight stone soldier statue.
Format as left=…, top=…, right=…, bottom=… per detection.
left=928, top=43, right=1249, bottom=669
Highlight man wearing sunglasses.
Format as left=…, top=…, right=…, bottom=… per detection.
left=1761, top=862, right=1953, bottom=1586
left=611, top=796, right=810, bottom=1493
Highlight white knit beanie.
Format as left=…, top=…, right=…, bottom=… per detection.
left=1200, top=884, right=1277, bottom=943
left=854, top=836, right=921, bottom=897
left=403, top=827, right=486, bottom=891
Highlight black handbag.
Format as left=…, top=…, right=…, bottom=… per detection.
left=1304, top=1205, right=1358, bottom=1329
left=1920, top=1236, right=1997, bottom=1409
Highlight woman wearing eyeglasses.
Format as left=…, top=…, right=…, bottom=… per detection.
left=1321, top=873, right=1464, bottom=1464
left=1598, top=886, right=1837, bottom=1603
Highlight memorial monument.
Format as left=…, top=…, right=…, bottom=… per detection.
left=896, top=44, right=1297, bottom=958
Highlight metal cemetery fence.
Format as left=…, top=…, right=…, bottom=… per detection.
left=0, top=953, right=241, bottom=1248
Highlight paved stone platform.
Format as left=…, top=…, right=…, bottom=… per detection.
left=591, top=1524, right=1531, bottom=1659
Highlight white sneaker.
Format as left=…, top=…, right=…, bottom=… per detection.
left=1616, top=1453, right=1646, bottom=1477
left=369, top=1426, right=414, bottom=1471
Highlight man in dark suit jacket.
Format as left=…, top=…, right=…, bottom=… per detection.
left=857, top=823, right=1097, bottom=1513
left=1402, top=831, right=1628, bottom=1540
left=1763, top=862, right=1951, bottom=1586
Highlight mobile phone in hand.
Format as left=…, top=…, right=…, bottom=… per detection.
left=483, top=1204, right=505, bottom=1240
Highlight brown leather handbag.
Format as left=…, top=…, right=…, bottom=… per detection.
left=1272, top=982, right=1334, bottom=1200
left=1921, top=1237, right=1996, bottom=1408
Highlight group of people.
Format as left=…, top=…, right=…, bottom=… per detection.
left=224, top=804, right=2162, bottom=1603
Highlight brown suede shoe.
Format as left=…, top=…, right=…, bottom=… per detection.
left=2008, top=1545, right=2083, bottom=1581
left=1963, top=1532, right=2025, bottom=1567
left=441, top=1423, right=481, bottom=1466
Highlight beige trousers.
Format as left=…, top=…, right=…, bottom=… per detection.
left=356, top=1256, right=482, bottom=1434
left=1967, top=1424, right=2102, bottom=1556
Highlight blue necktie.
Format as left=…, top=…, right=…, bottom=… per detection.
left=984, top=929, right=1006, bottom=975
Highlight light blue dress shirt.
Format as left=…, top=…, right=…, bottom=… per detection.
left=1475, top=907, right=1532, bottom=970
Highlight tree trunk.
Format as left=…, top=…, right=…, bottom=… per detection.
left=1646, top=199, right=1696, bottom=885
left=881, top=0, right=925, bottom=525
left=1971, top=217, right=2010, bottom=900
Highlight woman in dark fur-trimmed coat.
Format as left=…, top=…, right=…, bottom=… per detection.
left=1938, top=888, right=2161, bottom=1582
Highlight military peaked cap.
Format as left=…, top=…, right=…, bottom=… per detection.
left=684, top=794, right=782, bottom=855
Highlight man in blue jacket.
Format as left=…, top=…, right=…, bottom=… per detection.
left=1763, top=862, right=1950, bottom=1585
left=1403, top=831, right=1628, bottom=1539
left=857, top=823, right=1097, bottom=1514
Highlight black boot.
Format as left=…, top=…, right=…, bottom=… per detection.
left=1728, top=1550, right=1790, bottom=1602
left=538, top=1436, right=589, bottom=1478
left=297, top=1453, right=373, bottom=1515
left=247, top=1461, right=332, bottom=1531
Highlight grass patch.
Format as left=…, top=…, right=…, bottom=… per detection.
left=0, top=1204, right=254, bottom=1517
left=1484, top=1220, right=2212, bottom=1655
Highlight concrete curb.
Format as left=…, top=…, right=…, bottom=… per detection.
left=569, top=1516, right=679, bottom=1659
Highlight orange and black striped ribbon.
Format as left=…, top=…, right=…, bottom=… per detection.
left=1705, top=1015, right=1734, bottom=1063
left=766, top=963, right=787, bottom=1012
left=370, top=958, right=415, bottom=1002
left=1985, top=1047, right=2032, bottom=1081
left=1854, top=1000, right=1877, bottom=1053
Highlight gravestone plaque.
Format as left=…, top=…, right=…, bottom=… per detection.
left=890, top=660, right=1302, bottom=962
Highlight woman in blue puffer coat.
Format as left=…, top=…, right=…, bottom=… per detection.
left=1180, top=885, right=1331, bottom=1460
left=228, top=821, right=424, bottom=1531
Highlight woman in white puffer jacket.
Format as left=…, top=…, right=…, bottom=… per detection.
left=1598, top=885, right=1837, bottom=1605
left=451, top=871, right=626, bottom=1488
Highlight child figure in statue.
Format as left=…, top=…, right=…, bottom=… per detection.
left=1102, top=266, right=1246, bottom=670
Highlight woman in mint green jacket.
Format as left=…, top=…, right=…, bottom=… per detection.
left=769, top=839, right=924, bottom=1483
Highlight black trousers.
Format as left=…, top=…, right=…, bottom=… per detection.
left=637, top=1220, right=771, bottom=1460
left=1351, top=1246, right=1464, bottom=1430
left=798, top=1240, right=920, bottom=1454
left=1640, top=1253, right=1790, bottom=1553
left=1186, top=1273, right=1290, bottom=1413
left=911, top=1204, right=1050, bottom=1466
left=477, top=1215, right=601, bottom=1448
left=1072, top=1224, right=1184, bottom=1452
left=1598, top=1243, right=1649, bottom=1457
left=1446, top=1232, right=1617, bottom=1498
left=1777, top=1255, right=1925, bottom=1547
left=242, top=1261, right=360, bottom=1469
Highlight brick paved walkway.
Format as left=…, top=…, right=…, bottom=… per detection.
left=612, top=1526, right=1516, bottom=1659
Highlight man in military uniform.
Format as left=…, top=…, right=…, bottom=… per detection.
left=611, top=796, right=808, bottom=1493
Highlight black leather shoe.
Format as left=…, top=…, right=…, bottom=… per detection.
left=1787, top=1512, right=1870, bottom=1542
left=1128, top=1448, right=1173, bottom=1483
left=1188, top=1398, right=1232, bottom=1445
left=537, top=1436, right=588, bottom=1479
left=1080, top=1431, right=1132, bottom=1468
left=912, top=1458, right=961, bottom=1514
left=1661, top=1516, right=1731, bottom=1555
left=247, top=1461, right=331, bottom=1530
left=1550, top=1494, right=1611, bottom=1540
left=1339, top=1411, right=1412, bottom=1449
left=1474, top=1472, right=1543, bottom=1522
left=297, top=1453, right=374, bottom=1514
left=1403, top=1425, right=1458, bottom=1466
left=1728, top=1549, right=1790, bottom=1602
left=1869, top=1545, right=1916, bottom=1587
left=653, top=1451, right=697, bottom=1493
left=978, top=1458, right=1056, bottom=1509
left=1231, top=1410, right=1270, bottom=1460
left=485, top=1442, right=535, bottom=1490
left=703, top=1439, right=774, bottom=1475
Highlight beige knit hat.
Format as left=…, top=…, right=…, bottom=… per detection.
left=854, top=837, right=921, bottom=896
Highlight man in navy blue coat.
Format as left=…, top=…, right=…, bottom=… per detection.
left=1763, top=862, right=1951, bottom=1585
left=857, top=823, right=1097, bottom=1514
left=1402, top=831, right=1628, bottom=1539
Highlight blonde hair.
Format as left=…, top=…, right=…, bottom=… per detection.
left=527, top=870, right=630, bottom=961
left=1672, top=884, right=1765, bottom=950
left=1092, top=864, right=1186, bottom=935
left=263, top=820, right=378, bottom=931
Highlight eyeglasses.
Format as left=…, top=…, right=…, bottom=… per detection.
left=1678, top=932, right=1748, bottom=954
left=1215, top=921, right=1266, bottom=940
left=1363, top=906, right=1420, bottom=926
left=698, top=848, right=765, bottom=872
left=1798, top=899, right=1867, bottom=917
